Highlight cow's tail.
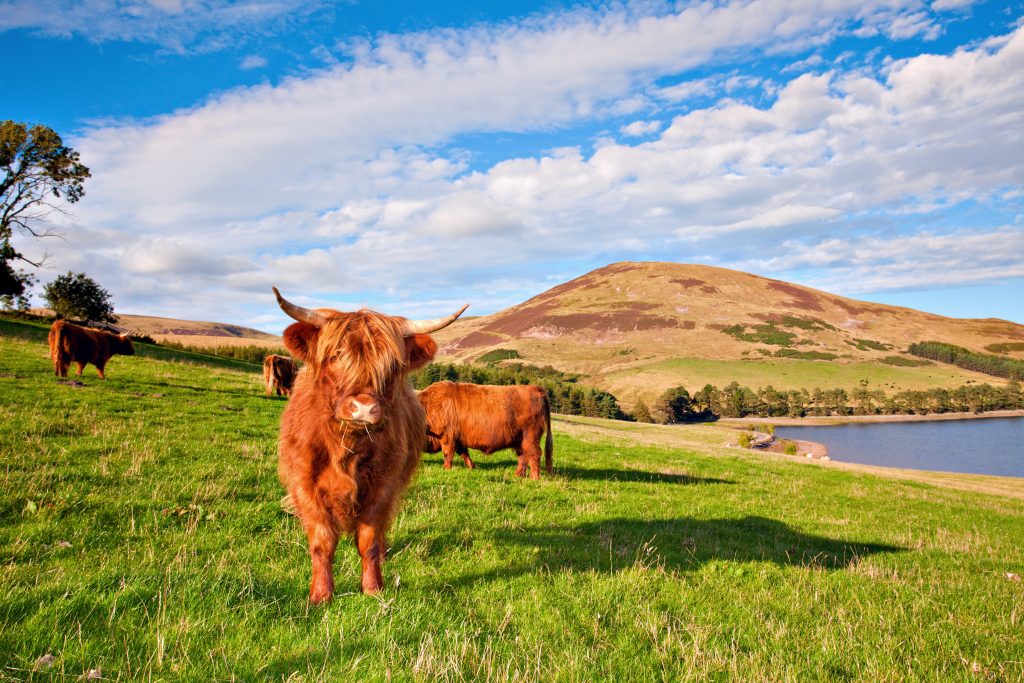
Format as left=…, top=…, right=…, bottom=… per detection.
left=49, top=324, right=69, bottom=376
left=543, top=393, right=553, bottom=473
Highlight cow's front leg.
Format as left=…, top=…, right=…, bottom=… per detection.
left=441, top=436, right=456, bottom=470
left=356, top=522, right=384, bottom=594
left=306, top=521, right=339, bottom=604
left=457, top=445, right=475, bottom=469
left=75, top=362, right=86, bottom=377
left=514, top=447, right=527, bottom=477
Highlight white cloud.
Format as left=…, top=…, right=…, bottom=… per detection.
left=621, top=120, right=661, bottom=137
left=652, top=78, right=715, bottom=101
left=931, top=0, right=977, bottom=10
left=0, top=0, right=321, bottom=49
left=23, top=0, right=1023, bottom=327
left=239, top=54, right=267, bottom=69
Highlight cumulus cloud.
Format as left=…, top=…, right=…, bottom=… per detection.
left=24, top=0, right=1023, bottom=328
left=621, top=120, right=662, bottom=137
left=0, top=0, right=321, bottom=50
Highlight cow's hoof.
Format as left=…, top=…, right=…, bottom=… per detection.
left=309, top=580, right=334, bottom=604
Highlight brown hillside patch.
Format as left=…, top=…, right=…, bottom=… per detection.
left=446, top=331, right=505, bottom=350
left=767, top=281, right=823, bottom=311
left=594, top=263, right=642, bottom=276
left=700, top=285, right=721, bottom=294
left=602, top=302, right=661, bottom=311
left=482, top=302, right=558, bottom=336
left=529, top=275, right=601, bottom=304
left=670, top=277, right=706, bottom=288
left=545, top=311, right=682, bottom=332
left=831, top=297, right=874, bottom=316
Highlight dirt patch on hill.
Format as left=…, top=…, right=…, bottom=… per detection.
left=529, top=275, right=602, bottom=304
left=161, top=327, right=242, bottom=337
left=670, top=277, right=706, bottom=288
left=544, top=311, right=683, bottom=333
left=831, top=297, right=892, bottom=316
left=594, top=263, right=642, bottom=276
left=483, top=302, right=559, bottom=336
left=445, top=331, right=506, bottom=350
left=767, top=281, right=824, bottom=311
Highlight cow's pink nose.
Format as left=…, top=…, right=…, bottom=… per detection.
left=348, top=396, right=381, bottom=423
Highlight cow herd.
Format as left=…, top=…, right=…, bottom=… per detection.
left=45, top=289, right=555, bottom=603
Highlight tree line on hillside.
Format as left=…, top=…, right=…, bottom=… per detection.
left=637, top=381, right=1024, bottom=423
left=158, top=341, right=288, bottom=365
left=908, top=341, right=1024, bottom=381
left=411, top=362, right=627, bottom=420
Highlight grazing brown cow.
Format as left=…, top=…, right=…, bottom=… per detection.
left=418, top=381, right=553, bottom=479
left=273, top=287, right=467, bottom=603
left=263, top=354, right=297, bottom=397
left=48, top=320, right=135, bottom=379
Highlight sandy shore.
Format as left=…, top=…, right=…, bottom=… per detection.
left=718, top=409, right=1024, bottom=427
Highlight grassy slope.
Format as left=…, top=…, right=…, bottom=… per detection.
left=2, top=333, right=1023, bottom=681
left=597, top=357, right=997, bottom=407
left=0, top=317, right=264, bottom=375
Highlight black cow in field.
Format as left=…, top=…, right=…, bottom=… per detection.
left=48, top=320, right=134, bottom=379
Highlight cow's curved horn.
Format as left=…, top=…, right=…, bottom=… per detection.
left=403, top=304, right=470, bottom=335
left=273, top=287, right=331, bottom=327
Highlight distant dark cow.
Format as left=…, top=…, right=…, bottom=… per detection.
left=263, top=354, right=297, bottom=396
left=273, top=287, right=467, bottom=603
left=418, top=381, right=553, bottom=479
left=48, top=320, right=134, bottom=379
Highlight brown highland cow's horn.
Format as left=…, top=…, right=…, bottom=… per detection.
left=273, top=287, right=331, bottom=327
left=403, top=304, right=470, bottom=335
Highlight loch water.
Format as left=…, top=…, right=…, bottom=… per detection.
left=775, top=416, right=1024, bottom=478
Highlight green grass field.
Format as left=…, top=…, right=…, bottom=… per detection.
left=2, top=326, right=1023, bottom=681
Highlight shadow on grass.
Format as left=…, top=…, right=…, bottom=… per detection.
left=450, top=515, right=903, bottom=586
left=435, top=458, right=731, bottom=485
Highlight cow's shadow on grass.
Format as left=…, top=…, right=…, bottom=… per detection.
left=441, top=458, right=731, bottom=485
left=448, top=515, right=903, bottom=586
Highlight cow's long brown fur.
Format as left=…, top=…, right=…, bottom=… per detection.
left=277, top=309, right=439, bottom=603
left=48, top=320, right=134, bottom=379
left=418, top=381, right=553, bottom=479
left=262, top=354, right=297, bottom=396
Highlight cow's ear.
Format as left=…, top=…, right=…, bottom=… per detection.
left=405, top=334, right=437, bottom=372
left=284, top=322, right=319, bottom=363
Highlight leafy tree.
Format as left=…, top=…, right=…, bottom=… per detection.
left=1, top=121, right=91, bottom=299
left=632, top=400, right=655, bottom=423
left=43, top=271, right=117, bottom=323
left=654, top=386, right=695, bottom=424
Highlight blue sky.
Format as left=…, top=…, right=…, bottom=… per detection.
left=3, top=0, right=1023, bottom=332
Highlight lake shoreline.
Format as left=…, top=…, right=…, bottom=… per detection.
left=717, top=409, right=1024, bottom=427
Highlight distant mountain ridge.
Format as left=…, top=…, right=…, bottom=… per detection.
left=29, top=309, right=282, bottom=348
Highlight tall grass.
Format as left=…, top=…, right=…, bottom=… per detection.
left=1, top=330, right=1023, bottom=681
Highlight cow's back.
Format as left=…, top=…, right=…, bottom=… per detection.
left=50, top=320, right=102, bottom=364
left=423, top=382, right=547, bottom=452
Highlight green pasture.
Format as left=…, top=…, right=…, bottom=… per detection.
left=600, top=356, right=1002, bottom=406
left=1, top=325, right=1023, bottom=681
